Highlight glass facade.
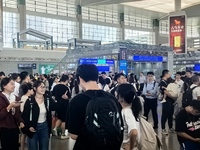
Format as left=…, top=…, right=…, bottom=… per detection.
left=3, top=12, right=19, bottom=47
left=83, top=23, right=120, bottom=42
left=26, top=15, right=78, bottom=42
left=125, top=29, right=155, bottom=45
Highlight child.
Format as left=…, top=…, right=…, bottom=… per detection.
left=160, top=79, right=179, bottom=103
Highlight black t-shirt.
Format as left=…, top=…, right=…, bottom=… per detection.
left=52, top=84, right=71, bottom=102
left=66, top=90, right=122, bottom=150
left=175, top=109, right=200, bottom=143
left=160, top=79, right=174, bottom=103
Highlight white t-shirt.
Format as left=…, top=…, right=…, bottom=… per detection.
left=122, top=107, right=140, bottom=144
left=98, top=83, right=110, bottom=92
left=38, top=102, right=47, bottom=123
left=190, top=84, right=200, bottom=100
left=13, top=82, right=20, bottom=97
left=175, top=80, right=184, bottom=92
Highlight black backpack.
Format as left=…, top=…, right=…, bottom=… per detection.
left=84, top=91, right=123, bottom=148
left=182, top=86, right=198, bottom=108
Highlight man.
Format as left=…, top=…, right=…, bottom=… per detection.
left=142, top=72, right=158, bottom=129
left=11, top=73, right=21, bottom=97
left=160, top=70, right=176, bottom=135
left=110, top=73, right=127, bottom=96
left=184, top=71, right=193, bottom=92
left=101, top=72, right=112, bottom=83
left=52, top=75, right=71, bottom=139
left=176, top=100, right=200, bottom=149
left=181, top=71, right=186, bottom=82
left=67, top=64, right=123, bottom=150
left=139, top=72, right=146, bottom=92
left=190, top=75, right=200, bottom=100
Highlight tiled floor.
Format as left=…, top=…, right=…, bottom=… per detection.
left=51, top=103, right=180, bottom=150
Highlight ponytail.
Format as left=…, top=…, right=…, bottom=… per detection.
left=131, top=96, right=142, bottom=121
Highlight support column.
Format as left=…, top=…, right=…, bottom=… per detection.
left=0, top=0, right=3, bottom=50
left=18, top=0, right=26, bottom=39
left=120, top=13, right=125, bottom=40
left=175, top=0, right=181, bottom=11
left=153, top=19, right=159, bottom=45
left=77, top=5, right=82, bottom=39
left=167, top=52, right=174, bottom=75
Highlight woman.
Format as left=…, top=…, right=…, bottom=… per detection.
left=71, top=79, right=82, bottom=98
left=98, top=76, right=110, bottom=92
left=128, top=73, right=138, bottom=93
left=20, top=83, right=34, bottom=150
left=116, top=84, right=142, bottom=150
left=50, top=76, right=59, bottom=92
left=0, top=77, right=24, bottom=150
left=22, top=81, right=57, bottom=150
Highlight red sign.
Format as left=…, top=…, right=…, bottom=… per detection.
left=169, top=15, right=186, bottom=54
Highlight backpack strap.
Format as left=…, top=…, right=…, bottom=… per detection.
left=191, top=86, right=198, bottom=91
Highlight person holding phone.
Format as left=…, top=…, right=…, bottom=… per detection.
left=22, top=81, right=57, bottom=150
left=0, top=77, right=24, bottom=150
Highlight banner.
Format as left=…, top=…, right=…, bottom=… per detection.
left=39, top=64, right=55, bottom=74
left=169, top=14, right=186, bottom=54
left=119, top=60, right=127, bottom=75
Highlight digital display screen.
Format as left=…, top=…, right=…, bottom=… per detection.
left=194, top=64, right=200, bottom=71
left=119, top=60, right=127, bottom=75
left=133, top=55, right=163, bottom=62
left=96, top=66, right=109, bottom=72
left=79, top=58, right=114, bottom=65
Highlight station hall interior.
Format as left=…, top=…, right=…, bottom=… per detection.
left=1, top=0, right=200, bottom=150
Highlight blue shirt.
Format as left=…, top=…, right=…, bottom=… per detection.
left=142, top=81, right=158, bottom=99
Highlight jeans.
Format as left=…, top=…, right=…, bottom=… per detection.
left=28, top=121, right=49, bottom=150
left=181, top=141, right=200, bottom=150
left=144, top=98, right=158, bottom=127
left=161, top=101, right=174, bottom=129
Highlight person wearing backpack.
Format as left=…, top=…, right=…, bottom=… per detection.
left=117, top=84, right=142, bottom=150
left=142, top=72, right=159, bottom=129
left=67, top=64, right=123, bottom=150
left=182, top=75, right=200, bottom=108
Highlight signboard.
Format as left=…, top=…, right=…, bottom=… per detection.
left=169, top=14, right=186, bottom=54
left=119, top=60, right=127, bottom=75
left=18, top=64, right=33, bottom=68
left=79, top=58, right=114, bottom=65
left=133, top=55, right=163, bottom=62
left=39, top=64, right=55, bottom=74
left=119, top=48, right=127, bottom=60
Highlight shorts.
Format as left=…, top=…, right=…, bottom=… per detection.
left=56, top=100, right=69, bottom=122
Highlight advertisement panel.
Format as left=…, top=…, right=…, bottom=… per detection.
left=39, top=64, right=55, bottom=74
left=169, top=14, right=186, bottom=54
left=119, top=60, right=127, bottom=75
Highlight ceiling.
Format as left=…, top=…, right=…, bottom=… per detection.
left=122, top=0, right=200, bottom=13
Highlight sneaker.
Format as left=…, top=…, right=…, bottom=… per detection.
left=52, top=128, right=58, bottom=136
left=169, top=128, right=175, bottom=132
left=160, top=99, right=166, bottom=104
left=161, top=129, right=168, bottom=135
left=61, top=135, right=69, bottom=140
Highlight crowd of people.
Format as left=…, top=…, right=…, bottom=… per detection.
left=0, top=66, right=200, bottom=150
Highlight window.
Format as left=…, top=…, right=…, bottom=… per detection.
left=3, top=12, right=19, bottom=47
left=125, top=29, right=155, bottom=45
left=83, top=23, right=121, bottom=42
left=26, top=15, right=78, bottom=42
